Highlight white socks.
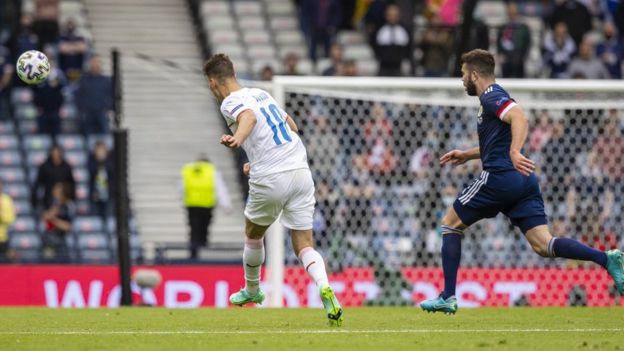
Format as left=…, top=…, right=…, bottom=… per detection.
left=298, top=247, right=329, bottom=287
left=243, top=238, right=265, bottom=294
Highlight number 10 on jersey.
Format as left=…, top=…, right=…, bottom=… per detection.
left=261, top=104, right=292, bottom=145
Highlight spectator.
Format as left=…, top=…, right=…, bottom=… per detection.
left=181, top=155, right=230, bottom=259
left=322, top=43, right=343, bottom=76
left=299, top=0, right=341, bottom=62
left=282, top=53, right=301, bottom=75
left=420, top=13, right=455, bottom=77
left=373, top=4, right=411, bottom=76
left=596, top=22, right=623, bottom=79
left=567, top=38, right=611, bottom=79
left=259, top=65, right=274, bottom=81
left=0, top=42, right=12, bottom=120
left=58, top=18, right=88, bottom=82
left=549, top=0, right=592, bottom=46
left=32, top=0, right=60, bottom=49
left=34, top=56, right=65, bottom=139
left=32, top=145, right=75, bottom=211
left=592, top=110, right=624, bottom=184
left=497, top=1, right=532, bottom=78
left=88, top=141, right=113, bottom=223
left=542, top=21, right=576, bottom=78
left=340, top=59, right=358, bottom=76
left=76, top=56, right=113, bottom=134
left=41, top=182, right=74, bottom=262
left=0, top=180, right=16, bottom=258
left=8, top=14, right=39, bottom=63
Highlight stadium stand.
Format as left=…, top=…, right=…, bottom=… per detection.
left=0, top=0, right=143, bottom=264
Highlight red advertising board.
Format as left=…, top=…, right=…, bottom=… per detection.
left=0, top=265, right=620, bottom=307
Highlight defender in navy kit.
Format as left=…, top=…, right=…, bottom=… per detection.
left=419, top=49, right=624, bottom=314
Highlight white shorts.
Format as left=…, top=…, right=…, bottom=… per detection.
left=244, top=168, right=315, bottom=230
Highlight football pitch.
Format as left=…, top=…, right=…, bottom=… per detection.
left=1, top=307, right=622, bottom=350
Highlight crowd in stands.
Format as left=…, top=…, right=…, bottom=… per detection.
left=263, top=0, right=624, bottom=79
left=0, top=0, right=117, bottom=263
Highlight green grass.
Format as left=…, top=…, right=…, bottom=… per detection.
left=0, top=307, right=623, bottom=351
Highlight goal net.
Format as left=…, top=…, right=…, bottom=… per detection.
left=262, top=77, right=624, bottom=308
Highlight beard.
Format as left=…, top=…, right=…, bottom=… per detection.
left=465, top=80, right=477, bottom=96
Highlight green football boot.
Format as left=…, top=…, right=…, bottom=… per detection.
left=229, top=288, right=265, bottom=306
left=320, top=285, right=343, bottom=327
left=606, top=249, right=624, bottom=294
left=420, top=295, right=458, bottom=315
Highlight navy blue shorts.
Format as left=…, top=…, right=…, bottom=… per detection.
left=453, top=170, right=547, bottom=234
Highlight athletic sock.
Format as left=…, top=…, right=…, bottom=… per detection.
left=548, top=237, right=608, bottom=268
left=298, top=247, right=329, bottom=287
left=243, top=238, right=265, bottom=294
left=441, top=226, right=464, bottom=299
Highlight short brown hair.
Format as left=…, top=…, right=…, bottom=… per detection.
left=202, top=53, right=235, bottom=81
left=461, top=49, right=495, bottom=78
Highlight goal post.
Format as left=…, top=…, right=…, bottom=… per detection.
left=263, top=76, right=624, bottom=308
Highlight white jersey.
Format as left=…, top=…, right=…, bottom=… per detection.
left=220, top=87, right=309, bottom=179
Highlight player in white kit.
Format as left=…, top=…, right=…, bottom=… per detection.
left=203, top=54, right=343, bottom=326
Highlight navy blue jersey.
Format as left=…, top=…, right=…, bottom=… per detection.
left=477, top=84, right=518, bottom=172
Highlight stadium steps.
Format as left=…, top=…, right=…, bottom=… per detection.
left=84, top=0, right=246, bottom=259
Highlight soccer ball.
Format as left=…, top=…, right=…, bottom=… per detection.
left=16, top=50, right=51, bottom=85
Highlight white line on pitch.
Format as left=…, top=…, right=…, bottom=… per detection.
left=0, top=329, right=622, bottom=335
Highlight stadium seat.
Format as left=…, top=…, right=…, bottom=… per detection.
left=75, top=200, right=91, bottom=216
left=357, top=60, right=379, bottom=76
left=265, top=1, right=294, bottom=15
left=0, top=135, right=18, bottom=150
left=17, top=119, right=38, bottom=134
left=0, top=121, right=14, bottom=134
left=65, top=151, right=87, bottom=167
left=212, top=43, right=245, bottom=58
left=77, top=232, right=110, bottom=250
left=0, top=168, right=26, bottom=183
left=242, top=31, right=271, bottom=45
left=11, top=216, right=37, bottom=232
left=14, top=104, right=38, bottom=121
left=203, top=16, right=235, bottom=31
left=344, top=45, right=374, bottom=60
left=12, top=200, right=33, bottom=216
left=0, top=150, right=23, bottom=167
left=72, top=167, right=89, bottom=183
left=10, top=87, right=34, bottom=105
left=75, top=183, right=89, bottom=201
left=269, top=17, right=297, bottom=31
left=26, top=150, right=47, bottom=167
left=239, top=16, right=265, bottom=30
left=75, top=231, right=112, bottom=263
left=275, top=31, right=304, bottom=46
left=338, top=31, right=366, bottom=46
left=200, top=1, right=230, bottom=16
left=4, top=183, right=29, bottom=201
left=23, top=135, right=52, bottom=152
left=57, top=135, right=86, bottom=151
left=9, top=232, right=41, bottom=262
left=209, top=29, right=240, bottom=45
left=233, top=1, right=262, bottom=15
left=248, top=45, right=277, bottom=60
left=73, top=216, right=104, bottom=233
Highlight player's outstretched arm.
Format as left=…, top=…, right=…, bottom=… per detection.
left=504, top=106, right=535, bottom=176
left=220, top=110, right=257, bottom=148
left=440, top=147, right=479, bottom=166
